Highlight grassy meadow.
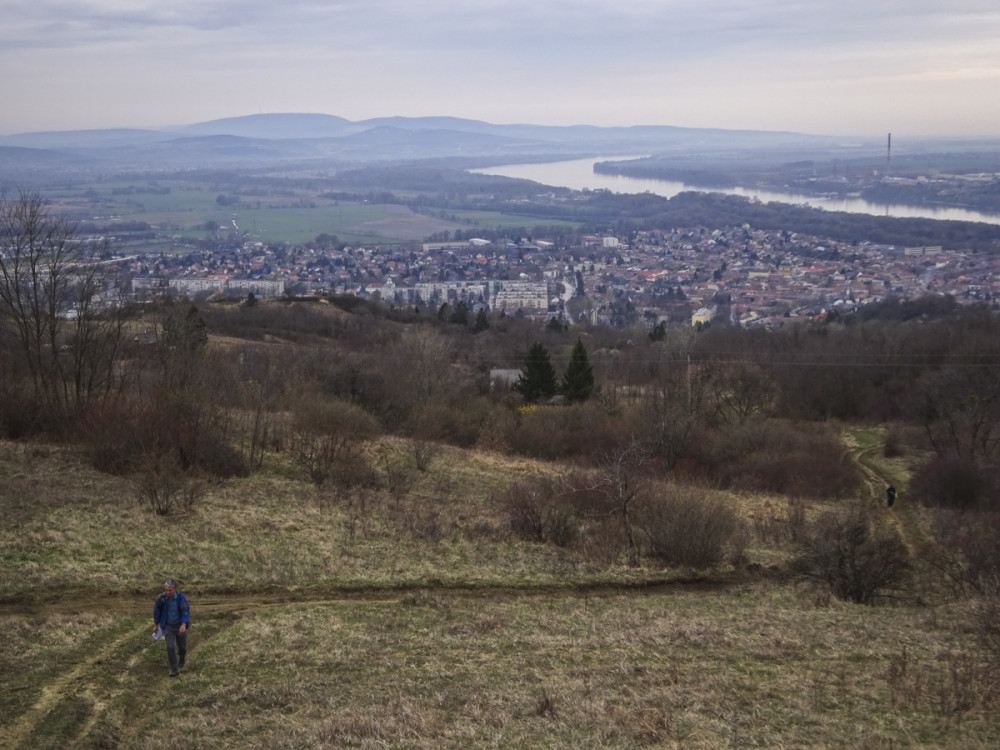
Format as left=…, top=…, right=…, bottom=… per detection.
left=41, top=181, right=581, bottom=245
left=2, top=436, right=998, bottom=749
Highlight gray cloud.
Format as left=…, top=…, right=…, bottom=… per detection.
left=2, top=0, right=999, bottom=135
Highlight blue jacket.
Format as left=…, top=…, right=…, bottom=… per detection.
left=153, top=591, right=190, bottom=630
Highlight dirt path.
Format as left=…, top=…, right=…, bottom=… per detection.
left=0, top=576, right=734, bottom=621
left=843, top=427, right=925, bottom=553
left=3, top=623, right=146, bottom=750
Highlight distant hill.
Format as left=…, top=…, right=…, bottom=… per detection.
left=1, top=112, right=974, bottom=178
left=176, top=113, right=357, bottom=140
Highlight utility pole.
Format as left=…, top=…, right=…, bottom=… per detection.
left=687, top=354, right=692, bottom=414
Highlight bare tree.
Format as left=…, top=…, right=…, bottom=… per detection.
left=0, top=191, right=129, bottom=425
left=697, top=360, right=778, bottom=426
left=578, top=438, right=652, bottom=567
left=392, top=326, right=453, bottom=402
left=233, top=347, right=287, bottom=469
left=911, top=364, right=1000, bottom=463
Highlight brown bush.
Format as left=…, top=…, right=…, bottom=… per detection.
left=705, top=420, right=863, bottom=499
left=506, top=402, right=623, bottom=462
left=76, top=399, right=247, bottom=479
left=910, top=455, right=999, bottom=511
left=925, top=509, right=1000, bottom=593
left=287, top=395, right=380, bottom=487
left=793, top=507, right=911, bottom=604
left=506, top=408, right=576, bottom=461
left=133, top=452, right=205, bottom=515
left=638, top=485, right=740, bottom=570
left=76, top=400, right=150, bottom=475
left=405, top=398, right=486, bottom=448
left=500, top=479, right=578, bottom=547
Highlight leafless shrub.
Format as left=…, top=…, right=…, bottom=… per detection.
left=340, top=489, right=373, bottom=543
left=404, top=398, right=483, bottom=447
left=506, top=402, right=623, bottom=462
left=410, top=438, right=440, bottom=472
left=707, top=420, right=863, bottom=499
left=910, top=455, right=999, bottom=511
left=501, top=479, right=576, bottom=546
left=77, top=400, right=149, bottom=475
left=639, top=484, right=740, bottom=570
left=374, top=442, right=417, bottom=504
left=134, top=453, right=205, bottom=515
left=930, top=651, right=984, bottom=720
left=793, top=507, right=910, bottom=605
left=288, top=396, right=380, bottom=488
left=384, top=462, right=416, bottom=502
left=543, top=505, right=578, bottom=548
left=923, top=509, right=1000, bottom=594
left=884, top=645, right=999, bottom=720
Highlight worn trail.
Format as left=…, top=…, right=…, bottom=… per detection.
left=0, top=575, right=737, bottom=621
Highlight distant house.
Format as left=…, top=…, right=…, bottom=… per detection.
left=691, top=306, right=716, bottom=326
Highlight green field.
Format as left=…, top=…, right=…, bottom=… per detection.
left=43, top=182, right=583, bottom=246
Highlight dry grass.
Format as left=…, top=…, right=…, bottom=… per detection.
left=0, top=440, right=576, bottom=598
left=3, top=437, right=999, bottom=748
left=3, top=587, right=998, bottom=749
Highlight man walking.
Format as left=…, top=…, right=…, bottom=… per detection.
left=153, top=578, right=190, bottom=677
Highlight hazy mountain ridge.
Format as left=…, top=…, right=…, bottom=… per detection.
left=4, top=113, right=998, bottom=179
left=0, top=113, right=854, bottom=172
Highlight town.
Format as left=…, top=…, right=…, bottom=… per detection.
left=123, top=222, right=1000, bottom=329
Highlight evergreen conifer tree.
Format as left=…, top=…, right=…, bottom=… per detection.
left=561, top=338, right=595, bottom=402
left=513, top=341, right=558, bottom=403
left=450, top=300, right=469, bottom=325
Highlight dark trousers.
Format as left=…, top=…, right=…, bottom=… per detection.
left=164, top=624, right=187, bottom=672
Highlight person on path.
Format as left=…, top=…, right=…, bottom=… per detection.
left=153, top=578, right=190, bottom=677
left=886, top=485, right=897, bottom=507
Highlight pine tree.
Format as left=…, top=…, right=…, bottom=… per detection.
left=561, top=338, right=595, bottom=402
left=450, top=300, right=469, bottom=325
left=513, top=341, right=558, bottom=403
left=473, top=308, right=490, bottom=333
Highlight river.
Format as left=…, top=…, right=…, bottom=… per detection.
left=470, top=156, right=1000, bottom=226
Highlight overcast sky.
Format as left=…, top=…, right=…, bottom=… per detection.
left=3, top=1, right=1000, bottom=137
